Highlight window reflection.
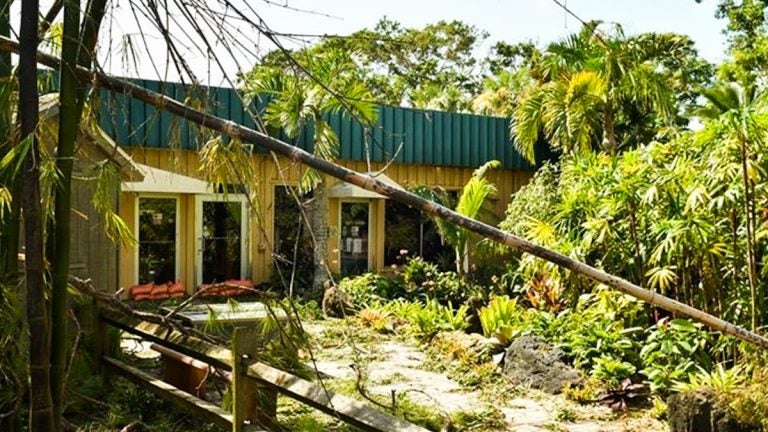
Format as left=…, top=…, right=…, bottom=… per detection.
left=138, top=197, right=177, bottom=284
left=201, top=201, right=243, bottom=283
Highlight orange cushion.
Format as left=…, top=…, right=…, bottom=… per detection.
left=150, top=284, right=169, bottom=296
left=132, top=294, right=152, bottom=301
left=167, top=280, right=185, bottom=294
left=130, top=282, right=154, bottom=296
left=225, top=279, right=254, bottom=288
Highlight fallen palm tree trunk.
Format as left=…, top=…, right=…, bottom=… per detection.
left=6, top=36, right=767, bottom=350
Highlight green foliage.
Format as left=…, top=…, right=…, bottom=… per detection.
left=402, top=256, right=440, bottom=292
left=550, top=290, right=645, bottom=372
left=0, top=282, right=26, bottom=421
left=591, top=356, right=637, bottom=387
left=672, top=363, right=748, bottom=393
left=478, top=295, right=525, bottom=345
left=400, top=257, right=479, bottom=304
left=309, top=18, right=489, bottom=107
left=338, top=272, right=403, bottom=306
left=716, top=0, right=768, bottom=83
left=286, top=299, right=323, bottom=321
left=356, top=307, right=395, bottom=333
left=513, top=22, right=706, bottom=161
left=501, top=122, right=768, bottom=329
left=640, top=318, right=713, bottom=394
left=384, top=298, right=469, bottom=339
left=411, top=161, right=500, bottom=275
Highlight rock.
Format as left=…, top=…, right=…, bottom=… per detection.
left=668, top=389, right=759, bottom=432
left=501, top=335, right=582, bottom=394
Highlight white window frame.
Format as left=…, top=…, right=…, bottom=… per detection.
left=194, top=194, right=250, bottom=286
left=135, top=194, right=181, bottom=286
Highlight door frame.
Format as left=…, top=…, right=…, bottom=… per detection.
left=338, top=199, right=374, bottom=273
left=194, top=194, right=250, bottom=286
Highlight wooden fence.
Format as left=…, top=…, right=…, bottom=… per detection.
left=97, top=309, right=429, bottom=432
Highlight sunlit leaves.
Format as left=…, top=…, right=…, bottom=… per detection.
left=646, top=266, right=678, bottom=294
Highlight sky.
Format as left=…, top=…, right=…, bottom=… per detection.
left=20, top=0, right=730, bottom=86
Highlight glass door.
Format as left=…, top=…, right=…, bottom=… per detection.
left=137, top=197, right=178, bottom=284
left=195, top=195, right=248, bottom=285
left=340, top=201, right=371, bottom=275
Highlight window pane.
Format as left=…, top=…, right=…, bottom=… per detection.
left=201, top=201, right=243, bottom=283
left=340, top=202, right=369, bottom=275
left=138, top=198, right=177, bottom=284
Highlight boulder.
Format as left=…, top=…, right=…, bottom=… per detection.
left=502, top=335, right=582, bottom=394
left=668, top=389, right=759, bottom=432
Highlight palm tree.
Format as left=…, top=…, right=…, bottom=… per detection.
left=514, top=23, right=677, bottom=162
left=244, top=49, right=377, bottom=292
left=419, top=160, right=500, bottom=275
left=697, top=82, right=768, bottom=330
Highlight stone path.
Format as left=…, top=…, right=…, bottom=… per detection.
left=305, top=321, right=665, bottom=432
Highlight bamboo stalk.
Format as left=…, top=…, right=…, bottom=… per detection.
left=49, top=2, right=82, bottom=426
left=15, top=10, right=55, bottom=431
left=6, top=36, right=768, bottom=350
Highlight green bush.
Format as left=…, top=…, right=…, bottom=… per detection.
left=384, top=298, right=469, bottom=339
left=402, top=257, right=440, bottom=294
left=640, top=317, right=713, bottom=394
left=338, top=272, right=403, bottom=306
left=401, top=256, right=481, bottom=305
left=591, top=355, right=637, bottom=387
left=477, top=295, right=527, bottom=345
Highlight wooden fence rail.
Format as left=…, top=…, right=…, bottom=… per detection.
left=98, top=310, right=429, bottom=432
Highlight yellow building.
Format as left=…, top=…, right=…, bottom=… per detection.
left=96, top=79, right=548, bottom=296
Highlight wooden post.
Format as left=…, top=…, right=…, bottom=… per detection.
left=232, top=327, right=277, bottom=432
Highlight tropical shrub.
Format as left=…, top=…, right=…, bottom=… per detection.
left=501, top=124, right=768, bottom=332
left=591, top=356, right=637, bottom=387
left=640, top=318, right=713, bottom=393
left=400, top=256, right=479, bottom=305
left=338, top=272, right=403, bottom=306
left=385, top=298, right=469, bottom=339
left=548, top=289, right=646, bottom=372
left=671, top=363, right=748, bottom=394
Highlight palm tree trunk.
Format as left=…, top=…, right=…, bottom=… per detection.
left=311, top=180, right=330, bottom=291
left=49, top=1, right=81, bottom=427
left=13, top=45, right=768, bottom=349
left=19, top=1, right=55, bottom=430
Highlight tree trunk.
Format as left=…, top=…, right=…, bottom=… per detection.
left=49, top=1, right=81, bottom=427
left=12, top=43, right=768, bottom=350
left=311, top=180, right=330, bottom=292
left=602, top=100, right=617, bottom=154
left=18, top=1, right=55, bottom=430
left=739, top=137, right=760, bottom=330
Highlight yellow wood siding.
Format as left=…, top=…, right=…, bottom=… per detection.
left=121, top=148, right=533, bottom=288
